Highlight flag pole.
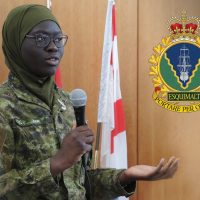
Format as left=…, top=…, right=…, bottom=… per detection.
left=93, top=122, right=102, bottom=169
left=47, top=0, right=52, bottom=10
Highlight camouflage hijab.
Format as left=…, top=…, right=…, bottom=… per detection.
left=2, top=4, right=60, bottom=107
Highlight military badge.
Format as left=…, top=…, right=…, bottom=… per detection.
left=149, top=11, right=200, bottom=112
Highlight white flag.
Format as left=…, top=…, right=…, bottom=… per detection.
left=98, top=1, right=128, bottom=199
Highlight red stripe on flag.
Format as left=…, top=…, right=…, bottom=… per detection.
left=111, top=99, right=126, bottom=153
left=112, top=4, right=116, bottom=40
left=110, top=50, right=113, bottom=66
left=54, top=67, right=62, bottom=88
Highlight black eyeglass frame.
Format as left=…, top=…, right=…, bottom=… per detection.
left=25, top=33, right=68, bottom=48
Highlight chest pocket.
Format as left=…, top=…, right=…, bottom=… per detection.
left=12, top=117, right=59, bottom=167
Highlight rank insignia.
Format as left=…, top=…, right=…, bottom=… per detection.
left=149, top=11, right=200, bottom=112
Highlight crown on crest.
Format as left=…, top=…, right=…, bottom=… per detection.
left=168, top=10, right=200, bottom=40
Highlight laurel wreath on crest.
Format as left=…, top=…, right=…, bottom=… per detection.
left=149, top=35, right=200, bottom=97
left=149, top=36, right=172, bottom=98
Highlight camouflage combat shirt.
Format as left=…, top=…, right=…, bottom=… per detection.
left=0, top=74, right=135, bottom=200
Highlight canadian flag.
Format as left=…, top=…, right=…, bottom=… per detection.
left=98, top=0, right=128, bottom=199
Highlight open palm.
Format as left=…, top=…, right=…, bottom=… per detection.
left=127, top=157, right=178, bottom=181
left=119, top=157, right=179, bottom=185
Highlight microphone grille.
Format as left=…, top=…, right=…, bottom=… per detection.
left=70, top=88, right=87, bottom=107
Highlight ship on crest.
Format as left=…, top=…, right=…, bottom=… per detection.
left=177, top=45, right=192, bottom=83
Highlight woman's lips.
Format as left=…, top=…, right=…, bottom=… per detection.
left=45, top=57, right=59, bottom=66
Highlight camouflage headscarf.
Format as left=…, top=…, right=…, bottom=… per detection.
left=2, top=4, right=60, bottom=106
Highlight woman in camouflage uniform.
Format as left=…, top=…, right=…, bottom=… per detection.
left=0, top=4, right=179, bottom=200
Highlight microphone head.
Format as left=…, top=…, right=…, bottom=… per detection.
left=70, top=88, right=87, bottom=107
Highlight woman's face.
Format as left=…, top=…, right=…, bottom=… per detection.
left=21, top=20, right=64, bottom=77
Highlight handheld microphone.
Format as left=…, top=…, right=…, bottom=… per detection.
left=70, top=88, right=91, bottom=199
left=70, top=88, right=87, bottom=126
left=70, top=88, right=90, bottom=164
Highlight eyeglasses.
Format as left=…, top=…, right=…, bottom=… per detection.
left=25, top=33, right=68, bottom=48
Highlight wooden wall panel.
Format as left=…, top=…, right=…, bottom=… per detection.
left=138, top=0, right=200, bottom=200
